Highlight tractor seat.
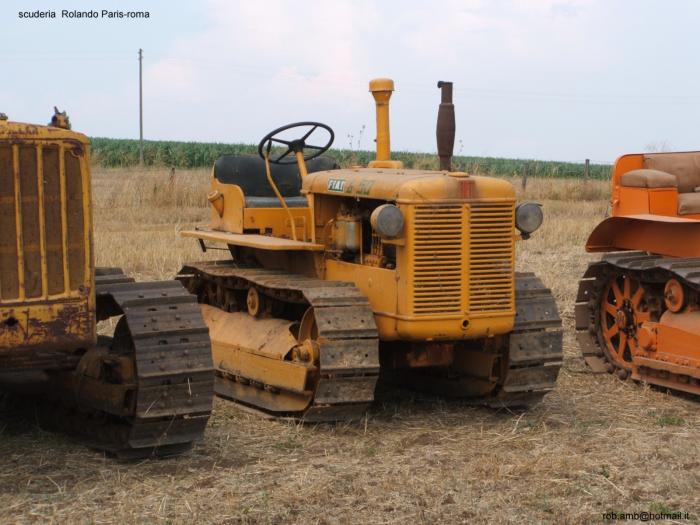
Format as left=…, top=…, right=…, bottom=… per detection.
left=678, top=193, right=700, bottom=215
left=643, top=152, right=700, bottom=215
left=213, top=154, right=339, bottom=208
left=619, top=169, right=678, bottom=189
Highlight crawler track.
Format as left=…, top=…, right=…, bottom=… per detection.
left=178, top=261, right=380, bottom=422
left=493, top=272, right=564, bottom=406
left=32, top=268, right=214, bottom=458
left=575, top=251, right=700, bottom=394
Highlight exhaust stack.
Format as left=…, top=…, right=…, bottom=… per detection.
left=436, top=81, right=455, bottom=171
left=368, top=78, right=403, bottom=169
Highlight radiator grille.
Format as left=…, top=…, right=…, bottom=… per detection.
left=43, top=147, right=66, bottom=295
left=0, top=143, right=87, bottom=302
left=19, top=145, right=42, bottom=298
left=469, top=202, right=514, bottom=313
left=411, top=205, right=464, bottom=314
left=0, top=146, right=19, bottom=300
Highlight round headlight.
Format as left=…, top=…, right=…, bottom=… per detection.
left=515, top=202, right=543, bottom=234
left=370, top=204, right=404, bottom=238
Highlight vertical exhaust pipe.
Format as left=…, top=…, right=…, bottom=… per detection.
left=436, top=81, right=455, bottom=171
left=369, top=78, right=394, bottom=162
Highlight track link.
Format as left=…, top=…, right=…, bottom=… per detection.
left=575, top=251, right=700, bottom=393
left=179, top=261, right=380, bottom=422
left=490, top=272, right=564, bottom=407
left=36, top=268, right=214, bottom=458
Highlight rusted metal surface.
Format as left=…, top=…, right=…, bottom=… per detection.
left=0, top=301, right=90, bottom=346
left=6, top=269, right=214, bottom=458
left=381, top=342, right=455, bottom=369
left=0, top=300, right=92, bottom=371
left=0, top=126, right=95, bottom=371
left=0, top=119, right=213, bottom=457
left=179, top=261, right=380, bottom=422
left=49, top=107, right=71, bottom=130
left=436, top=81, right=455, bottom=172
left=0, top=118, right=89, bottom=142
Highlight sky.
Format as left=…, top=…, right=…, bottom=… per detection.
left=3, top=0, right=700, bottom=163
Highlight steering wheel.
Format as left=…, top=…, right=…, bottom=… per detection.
left=258, top=122, right=334, bottom=165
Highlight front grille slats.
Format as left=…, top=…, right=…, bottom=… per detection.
left=411, top=205, right=464, bottom=314
left=469, top=202, right=514, bottom=313
left=409, top=201, right=514, bottom=317
left=0, top=142, right=87, bottom=303
left=0, top=145, right=20, bottom=300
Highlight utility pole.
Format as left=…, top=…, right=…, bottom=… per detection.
left=139, top=48, right=144, bottom=166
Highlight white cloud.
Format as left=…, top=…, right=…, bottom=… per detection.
left=148, top=0, right=604, bottom=124
left=142, top=0, right=393, bottom=144
left=147, top=0, right=380, bottom=106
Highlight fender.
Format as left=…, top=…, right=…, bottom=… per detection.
left=586, top=214, right=700, bottom=258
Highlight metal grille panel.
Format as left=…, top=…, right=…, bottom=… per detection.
left=19, top=146, right=42, bottom=298
left=0, top=145, right=19, bottom=300
left=469, top=202, right=515, bottom=313
left=411, top=205, right=464, bottom=314
left=0, top=142, right=86, bottom=303
left=65, top=151, right=86, bottom=291
left=43, top=147, right=66, bottom=295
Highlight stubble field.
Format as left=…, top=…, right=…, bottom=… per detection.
left=0, top=168, right=698, bottom=524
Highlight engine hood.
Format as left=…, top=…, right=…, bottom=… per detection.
left=302, top=167, right=515, bottom=203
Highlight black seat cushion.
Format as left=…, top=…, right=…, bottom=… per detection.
left=213, top=155, right=339, bottom=198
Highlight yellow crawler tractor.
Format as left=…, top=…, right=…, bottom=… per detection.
left=179, top=79, right=563, bottom=421
left=0, top=110, right=214, bottom=457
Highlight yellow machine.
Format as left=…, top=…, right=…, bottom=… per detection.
left=0, top=110, right=214, bottom=457
left=179, top=79, right=563, bottom=421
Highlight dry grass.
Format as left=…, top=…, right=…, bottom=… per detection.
left=91, top=167, right=216, bottom=280
left=1, top=169, right=698, bottom=524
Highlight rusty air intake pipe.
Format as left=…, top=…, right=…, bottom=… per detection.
left=436, top=81, right=455, bottom=172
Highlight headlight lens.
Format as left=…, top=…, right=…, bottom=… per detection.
left=515, top=202, right=543, bottom=234
left=370, top=204, right=404, bottom=238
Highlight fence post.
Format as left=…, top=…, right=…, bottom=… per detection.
left=522, top=163, right=529, bottom=191
left=584, top=158, right=590, bottom=182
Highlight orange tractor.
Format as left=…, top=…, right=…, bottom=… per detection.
left=576, top=152, right=700, bottom=394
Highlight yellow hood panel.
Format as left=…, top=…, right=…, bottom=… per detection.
left=302, top=168, right=515, bottom=202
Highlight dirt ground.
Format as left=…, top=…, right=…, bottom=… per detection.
left=0, top=169, right=697, bottom=524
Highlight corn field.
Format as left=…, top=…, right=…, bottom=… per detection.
left=89, top=137, right=612, bottom=179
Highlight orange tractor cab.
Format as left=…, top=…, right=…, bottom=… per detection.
left=576, top=151, right=700, bottom=395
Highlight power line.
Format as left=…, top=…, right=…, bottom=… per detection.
left=5, top=53, right=700, bottom=97
left=5, top=54, right=700, bottom=104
